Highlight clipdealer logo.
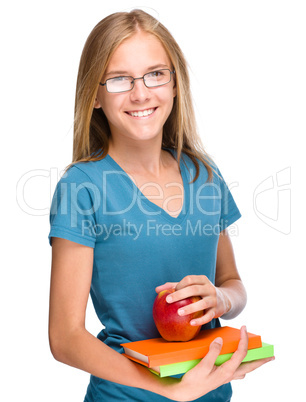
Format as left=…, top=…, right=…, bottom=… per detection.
left=16, top=166, right=292, bottom=235
left=253, top=167, right=291, bottom=235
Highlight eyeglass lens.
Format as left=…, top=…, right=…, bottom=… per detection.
left=106, top=69, right=171, bottom=93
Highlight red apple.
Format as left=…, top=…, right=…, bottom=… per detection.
left=153, top=289, right=204, bottom=341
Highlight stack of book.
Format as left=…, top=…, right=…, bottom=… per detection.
left=121, top=326, right=274, bottom=377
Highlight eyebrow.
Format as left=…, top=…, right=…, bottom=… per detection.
left=105, top=64, right=170, bottom=77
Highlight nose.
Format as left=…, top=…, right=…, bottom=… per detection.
left=130, top=78, right=150, bottom=102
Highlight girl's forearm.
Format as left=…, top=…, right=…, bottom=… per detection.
left=50, top=327, right=179, bottom=399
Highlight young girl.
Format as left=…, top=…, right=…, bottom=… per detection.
left=48, top=10, right=273, bottom=402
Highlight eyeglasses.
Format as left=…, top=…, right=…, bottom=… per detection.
left=100, top=69, right=175, bottom=93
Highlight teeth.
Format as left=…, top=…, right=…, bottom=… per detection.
left=129, top=108, right=155, bottom=117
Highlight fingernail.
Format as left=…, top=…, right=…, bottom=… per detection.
left=166, top=296, right=172, bottom=303
left=214, top=337, right=223, bottom=346
left=190, top=320, right=197, bottom=325
left=178, top=309, right=185, bottom=316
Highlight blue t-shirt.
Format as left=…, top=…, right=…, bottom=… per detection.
left=49, top=149, right=241, bottom=402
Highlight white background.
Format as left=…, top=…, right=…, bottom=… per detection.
left=2, top=0, right=305, bottom=400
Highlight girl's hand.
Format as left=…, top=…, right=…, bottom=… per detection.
left=170, top=326, right=274, bottom=402
left=155, top=275, right=231, bottom=326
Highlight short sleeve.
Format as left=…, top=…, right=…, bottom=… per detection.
left=215, top=168, right=241, bottom=231
left=48, top=166, right=99, bottom=248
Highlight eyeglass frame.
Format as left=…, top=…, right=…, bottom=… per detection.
left=99, top=68, right=176, bottom=93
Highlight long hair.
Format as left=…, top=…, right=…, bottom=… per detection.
left=72, top=9, right=214, bottom=181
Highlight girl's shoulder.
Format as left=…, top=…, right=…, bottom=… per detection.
left=176, top=149, right=222, bottom=184
left=61, top=156, right=112, bottom=184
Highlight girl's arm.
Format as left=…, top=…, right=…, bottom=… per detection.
left=214, top=228, right=247, bottom=319
left=49, top=237, right=271, bottom=402
left=49, top=238, right=178, bottom=395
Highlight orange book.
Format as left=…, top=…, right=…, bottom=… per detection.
left=121, top=326, right=262, bottom=368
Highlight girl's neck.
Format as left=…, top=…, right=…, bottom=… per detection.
left=107, top=138, right=173, bottom=177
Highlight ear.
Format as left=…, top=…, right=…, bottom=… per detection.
left=94, top=98, right=102, bottom=109
left=172, top=74, right=177, bottom=98
left=173, top=84, right=177, bottom=98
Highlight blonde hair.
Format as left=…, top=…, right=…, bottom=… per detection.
left=72, top=9, right=214, bottom=181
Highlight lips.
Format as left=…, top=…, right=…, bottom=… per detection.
left=126, top=107, right=157, bottom=117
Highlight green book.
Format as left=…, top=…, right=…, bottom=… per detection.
left=149, top=342, right=274, bottom=377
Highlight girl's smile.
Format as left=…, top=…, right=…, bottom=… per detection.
left=125, top=107, right=157, bottom=118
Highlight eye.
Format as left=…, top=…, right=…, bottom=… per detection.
left=147, top=70, right=165, bottom=78
left=110, top=76, right=131, bottom=83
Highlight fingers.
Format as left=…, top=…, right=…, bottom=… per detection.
left=155, top=282, right=177, bottom=293
left=225, top=326, right=249, bottom=370
left=175, top=337, right=225, bottom=400
left=157, top=276, right=226, bottom=328
left=215, top=326, right=248, bottom=382
left=212, top=327, right=275, bottom=384
left=177, top=326, right=274, bottom=400
left=170, top=278, right=213, bottom=303
left=233, top=356, right=275, bottom=380
left=178, top=297, right=214, bottom=316
left=202, top=337, right=224, bottom=369
left=161, top=275, right=217, bottom=326
left=190, top=308, right=216, bottom=326
left=189, top=337, right=224, bottom=378
left=175, top=275, right=209, bottom=292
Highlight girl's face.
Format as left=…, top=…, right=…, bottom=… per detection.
left=94, top=31, right=176, bottom=147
